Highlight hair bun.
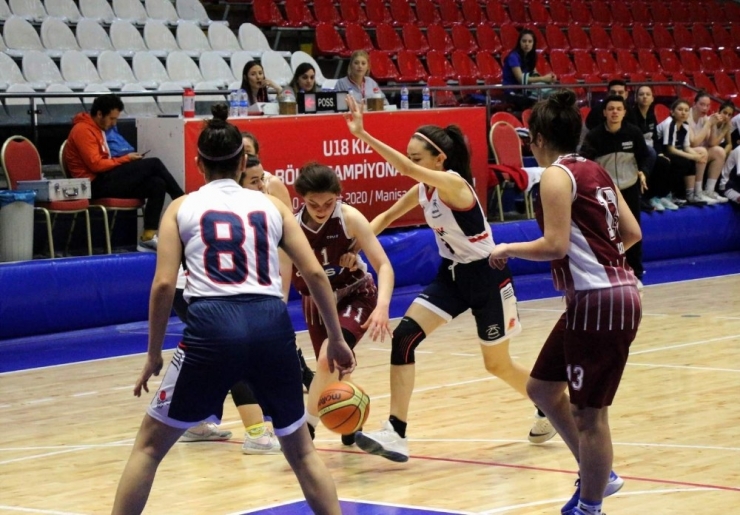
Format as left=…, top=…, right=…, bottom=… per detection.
left=548, top=89, right=576, bottom=109
left=211, top=103, right=229, bottom=121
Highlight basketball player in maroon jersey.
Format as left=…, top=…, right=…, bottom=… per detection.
left=292, top=163, right=395, bottom=444
left=489, top=90, right=643, bottom=515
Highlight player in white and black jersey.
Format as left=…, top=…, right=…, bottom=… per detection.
left=339, top=95, right=555, bottom=464
left=490, top=90, right=643, bottom=515
left=111, top=115, right=354, bottom=515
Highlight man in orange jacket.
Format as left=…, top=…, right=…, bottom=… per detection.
left=63, top=94, right=184, bottom=252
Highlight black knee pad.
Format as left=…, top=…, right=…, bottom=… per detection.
left=390, top=317, right=426, bottom=365
left=230, top=380, right=258, bottom=406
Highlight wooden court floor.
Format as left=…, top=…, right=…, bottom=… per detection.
left=1, top=276, right=739, bottom=514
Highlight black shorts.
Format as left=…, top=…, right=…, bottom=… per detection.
left=146, top=294, right=305, bottom=436
left=413, top=258, right=521, bottom=344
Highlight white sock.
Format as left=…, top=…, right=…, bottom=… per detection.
left=577, top=499, right=602, bottom=514
left=307, top=413, right=320, bottom=428
left=705, top=178, right=718, bottom=193
left=695, top=183, right=704, bottom=195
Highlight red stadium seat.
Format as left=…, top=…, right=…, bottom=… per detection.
left=536, top=50, right=553, bottom=77
left=314, top=0, right=341, bottom=25
left=567, top=24, right=591, bottom=51
left=609, top=2, right=633, bottom=25
left=720, top=48, right=740, bottom=73
left=630, top=2, right=653, bottom=25
left=397, top=50, right=428, bottom=82
left=594, top=50, right=621, bottom=78
left=437, top=0, right=463, bottom=27
left=490, top=111, right=523, bottom=129
left=654, top=103, right=670, bottom=123
left=521, top=108, right=532, bottom=128
left=402, top=24, right=430, bottom=55
left=415, top=0, right=441, bottom=27
left=668, top=1, right=691, bottom=24
left=499, top=24, right=521, bottom=53
left=368, top=50, right=400, bottom=82
left=389, top=0, right=416, bottom=26
left=485, top=2, right=510, bottom=25
left=671, top=72, right=695, bottom=101
left=529, top=26, right=549, bottom=53
left=672, top=24, right=693, bottom=50
left=713, top=71, right=737, bottom=100
left=692, top=72, right=718, bottom=97
left=711, top=23, right=733, bottom=50
left=590, top=1, right=612, bottom=24
left=589, top=26, right=613, bottom=51
left=632, top=24, right=655, bottom=49
left=691, top=23, right=715, bottom=50
left=284, top=0, right=316, bottom=27
left=345, top=22, right=376, bottom=52
left=252, top=0, right=286, bottom=27
left=679, top=50, right=704, bottom=76
left=451, top=50, right=480, bottom=85
left=375, top=23, right=404, bottom=55
left=545, top=25, right=570, bottom=52
left=549, top=49, right=576, bottom=77
left=426, top=50, right=456, bottom=80
left=616, top=49, right=640, bottom=76
left=637, top=49, right=663, bottom=75
left=689, top=3, right=709, bottom=24
left=548, top=0, right=571, bottom=25
left=451, top=24, right=479, bottom=54
left=572, top=50, right=600, bottom=77
left=364, top=0, right=393, bottom=26
left=476, top=23, right=502, bottom=54
left=569, top=0, right=592, bottom=24
left=582, top=73, right=607, bottom=93
left=460, top=0, right=485, bottom=26
left=650, top=4, right=673, bottom=26
left=507, top=0, right=529, bottom=25
left=475, top=52, right=503, bottom=84
left=610, top=25, right=634, bottom=51
left=651, top=72, right=676, bottom=98
left=559, top=74, right=586, bottom=99
left=528, top=0, right=552, bottom=26
left=699, top=48, right=725, bottom=73
left=338, top=0, right=369, bottom=26
left=427, top=23, right=454, bottom=54
left=653, top=25, right=676, bottom=50
left=314, top=23, right=350, bottom=57
left=658, top=50, right=683, bottom=76
left=427, top=76, right=459, bottom=106
left=724, top=2, right=740, bottom=23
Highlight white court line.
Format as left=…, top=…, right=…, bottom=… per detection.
left=0, top=440, right=134, bottom=465
left=631, top=334, right=739, bottom=355
left=480, top=487, right=719, bottom=514
left=0, top=506, right=89, bottom=515
left=71, top=391, right=98, bottom=397
left=628, top=362, right=740, bottom=373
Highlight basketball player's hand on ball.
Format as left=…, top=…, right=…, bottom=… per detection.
left=326, top=338, right=356, bottom=379
left=362, top=307, right=393, bottom=342
left=133, top=353, right=164, bottom=397
left=343, top=96, right=365, bottom=137
left=488, top=244, right=510, bottom=270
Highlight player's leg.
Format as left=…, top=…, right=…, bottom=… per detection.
left=231, top=381, right=281, bottom=454
left=354, top=301, right=446, bottom=462
left=278, top=425, right=341, bottom=515
left=111, top=415, right=185, bottom=515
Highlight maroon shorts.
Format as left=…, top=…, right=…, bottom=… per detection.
left=303, top=274, right=378, bottom=358
left=530, top=286, right=642, bottom=409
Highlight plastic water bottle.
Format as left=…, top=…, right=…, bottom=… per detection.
left=238, top=89, right=249, bottom=117
left=422, top=86, right=431, bottom=110
left=228, top=90, right=239, bottom=118
left=400, top=86, right=409, bottom=110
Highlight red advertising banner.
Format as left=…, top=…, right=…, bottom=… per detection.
left=183, top=107, right=488, bottom=227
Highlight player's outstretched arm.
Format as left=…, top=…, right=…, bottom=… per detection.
left=369, top=185, right=419, bottom=235
left=138, top=196, right=186, bottom=396
left=271, top=198, right=356, bottom=377
left=344, top=205, right=394, bottom=342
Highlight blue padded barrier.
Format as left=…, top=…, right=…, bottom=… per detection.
left=0, top=253, right=155, bottom=340
left=0, top=205, right=738, bottom=341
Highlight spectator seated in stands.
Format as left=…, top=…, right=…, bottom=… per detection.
left=628, top=85, right=679, bottom=211
left=687, top=91, right=729, bottom=204
left=585, top=79, right=630, bottom=131
left=712, top=100, right=735, bottom=159
left=580, top=94, right=650, bottom=284
left=334, top=50, right=388, bottom=106
left=655, top=98, right=708, bottom=206
left=63, top=94, right=184, bottom=252
left=502, top=28, right=556, bottom=111
left=240, top=60, right=283, bottom=104
left=286, top=62, right=320, bottom=95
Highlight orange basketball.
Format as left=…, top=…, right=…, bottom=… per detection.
left=317, top=381, right=370, bottom=435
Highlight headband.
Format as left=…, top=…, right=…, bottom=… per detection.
left=413, top=132, right=447, bottom=161
left=198, top=142, right=244, bottom=162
